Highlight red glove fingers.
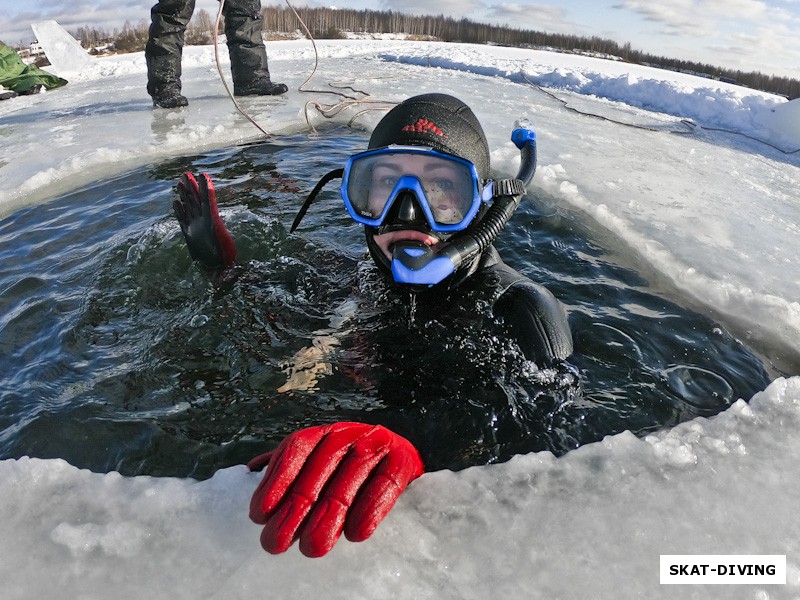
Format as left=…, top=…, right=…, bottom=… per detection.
left=297, top=425, right=397, bottom=556
left=254, top=423, right=384, bottom=555
left=173, top=172, right=200, bottom=222
left=246, top=449, right=275, bottom=472
left=254, top=425, right=355, bottom=554
left=249, top=424, right=332, bottom=521
left=345, top=440, right=423, bottom=542
left=195, top=172, right=237, bottom=268
left=174, top=172, right=237, bottom=268
left=248, top=422, right=424, bottom=558
left=179, top=170, right=200, bottom=195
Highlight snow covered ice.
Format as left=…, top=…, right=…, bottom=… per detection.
left=0, top=38, right=799, bottom=599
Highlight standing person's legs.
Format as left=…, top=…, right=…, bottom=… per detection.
left=223, top=0, right=287, bottom=96
left=146, top=0, right=196, bottom=107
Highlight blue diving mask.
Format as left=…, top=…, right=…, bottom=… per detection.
left=289, top=128, right=536, bottom=289
left=341, top=146, right=493, bottom=233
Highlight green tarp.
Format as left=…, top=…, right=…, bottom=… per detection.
left=0, top=43, right=67, bottom=96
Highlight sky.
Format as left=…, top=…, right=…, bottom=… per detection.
left=0, top=0, right=798, bottom=79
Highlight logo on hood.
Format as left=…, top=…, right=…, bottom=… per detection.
left=401, top=118, right=446, bottom=137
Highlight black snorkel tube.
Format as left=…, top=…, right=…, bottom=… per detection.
left=390, top=128, right=537, bottom=287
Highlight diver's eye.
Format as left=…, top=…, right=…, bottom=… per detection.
left=431, top=178, right=456, bottom=192
left=377, top=175, right=399, bottom=189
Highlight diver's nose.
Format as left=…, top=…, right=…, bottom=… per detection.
left=394, top=190, right=426, bottom=226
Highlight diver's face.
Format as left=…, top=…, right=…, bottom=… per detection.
left=367, top=154, right=469, bottom=224
left=368, top=154, right=470, bottom=260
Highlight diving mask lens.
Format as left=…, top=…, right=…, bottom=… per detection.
left=342, top=147, right=483, bottom=232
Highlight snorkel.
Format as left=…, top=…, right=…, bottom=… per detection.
left=390, top=128, right=536, bottom=287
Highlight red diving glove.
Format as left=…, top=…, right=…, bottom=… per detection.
left=248, top=422, right=424, bottom=558
left=173, top=172, right=237, bottom=270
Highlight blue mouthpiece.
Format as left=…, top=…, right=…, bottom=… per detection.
left=391, top=241, right=457, bottom=286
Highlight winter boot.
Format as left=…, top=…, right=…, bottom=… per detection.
left=146, top=0, right=195, bottom=108
left=224, top=0, right=288, bottom=97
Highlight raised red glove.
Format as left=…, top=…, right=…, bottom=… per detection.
left=173, top=172, right=237, bottom=270
left=248, top=422, right=424, bottom=557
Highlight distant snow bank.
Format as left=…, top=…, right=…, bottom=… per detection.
left=376, top=43, right=798, bottom=152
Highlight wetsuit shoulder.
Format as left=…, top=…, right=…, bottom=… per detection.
left=481, top=250, right=573, bottom=364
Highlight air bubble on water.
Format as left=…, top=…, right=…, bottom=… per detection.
left=189, top=314, right=209, bottom=328
left=126, top=243, right=144, bottom=264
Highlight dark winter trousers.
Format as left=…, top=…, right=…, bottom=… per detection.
left=145, top=0, right=271, bottom=98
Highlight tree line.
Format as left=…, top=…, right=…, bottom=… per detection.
left=73, top=9, right=215, bottom=54
left=66, top=6, right=798, bottom=99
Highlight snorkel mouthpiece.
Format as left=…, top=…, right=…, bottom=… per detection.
left=391, top=238, right=480, bottom=286
left=389, top=127, right=537, bottom=288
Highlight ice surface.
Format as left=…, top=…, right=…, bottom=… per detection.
left=2, top=378, right=799, bottom=599
left=0, top=38, right=798, bottom=599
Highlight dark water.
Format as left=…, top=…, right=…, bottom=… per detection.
left=0, top=131, right=774, bottom=478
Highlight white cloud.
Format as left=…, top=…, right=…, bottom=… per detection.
left=378, top=0, right=484, bottom=18
left=611, top=0, right=800, bottom=76
left=613, top=0, right=712, bottom=36
left=1, top=0, right=155, bottom=45
left=615, top=0, right=784, bottom=38
left=706, top=22, right=800, bottom=75
left=0, top=0, right=223, bottom=46
left=483, top=3, right=575, bottom=33
left=704, top=0, right=768, bottom=19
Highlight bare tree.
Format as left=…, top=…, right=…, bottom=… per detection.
left=186, top=8, right=215, bottom=45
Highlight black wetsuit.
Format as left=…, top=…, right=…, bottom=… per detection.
left=407, top=245, right=573, bottom=365
left=479, top=246, right=573, bottom=364
left=348, top=245, right=574, bottom=470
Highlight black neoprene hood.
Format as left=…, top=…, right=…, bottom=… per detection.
left=368, top=93, right=491, bottom=178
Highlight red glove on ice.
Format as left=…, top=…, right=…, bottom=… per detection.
left=248, top=422, right=424, bottom=557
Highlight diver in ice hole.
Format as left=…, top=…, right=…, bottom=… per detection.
left=172, top=93, right=573, bottom=556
